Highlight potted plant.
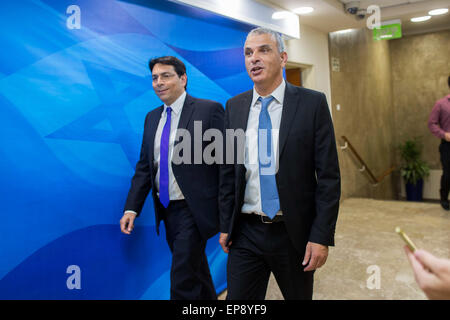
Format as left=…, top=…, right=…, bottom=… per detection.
left=398, top=137, right=430, bottom=201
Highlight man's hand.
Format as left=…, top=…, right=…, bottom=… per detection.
left=302, top=241, right=329, bottom=271
left=445, top=132, right=450, bottom=142
left=120, top=212, right=136, bottom=235
left=219, top=233, right=232, bottom=254
left=404, top=246, right=450, bottom=300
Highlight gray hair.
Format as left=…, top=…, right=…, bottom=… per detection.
left=246, top=27, right=285, bottom=53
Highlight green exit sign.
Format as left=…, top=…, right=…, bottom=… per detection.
left=373, top=22, right=402, bottom=40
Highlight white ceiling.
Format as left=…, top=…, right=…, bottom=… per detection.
left=340, top=0, right=425, bottom=7
left=260, top=0, right=450, bottom=35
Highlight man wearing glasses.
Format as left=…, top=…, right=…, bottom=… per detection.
left=120, top=56, right=224, bottom=300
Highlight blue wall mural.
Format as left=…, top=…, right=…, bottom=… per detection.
left=0, top=0, right=253, bottom=299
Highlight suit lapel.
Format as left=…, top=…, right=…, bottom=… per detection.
left=235, top=90, right=253, bottom=190
left=235, top=90, right=253, bottom=131
left=177, top=94, right=195, bottom=130
left=148, top=105, right=163, bottom=163
left=278, top=83, right=300, bottom=158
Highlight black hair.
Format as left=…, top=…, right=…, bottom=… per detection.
left=149, top=56, right=187, bottom=89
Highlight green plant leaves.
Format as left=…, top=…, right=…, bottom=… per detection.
left=398, top=137, right=430, bottom=185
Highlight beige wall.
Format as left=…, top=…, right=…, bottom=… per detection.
left=285, top=24, right=332, bottom=109
left=329, top=28, right=450, bottom=201
left=390, top=30, right=450, bottom=170
left=329, top=28, right=397, bottom=201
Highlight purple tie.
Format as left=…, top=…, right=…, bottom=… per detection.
left=159, top=107, right=172, bottom=208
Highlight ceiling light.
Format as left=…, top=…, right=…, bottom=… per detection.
left=293, top=7, right=314, bottom=15
left=428, top=8, right=449, bottom=15
left=272, top=11, right=291, bottom=20
left=335, top=29, right=354, bottom=34
left=410, top=16, right=431, bottom=22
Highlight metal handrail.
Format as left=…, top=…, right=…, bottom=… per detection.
left=339, top=136, right=395, bottom=186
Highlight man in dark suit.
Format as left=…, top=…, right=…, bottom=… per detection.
left=120, top=56, right=224, bottom=300
left=219, top=27, right=341, bottom=300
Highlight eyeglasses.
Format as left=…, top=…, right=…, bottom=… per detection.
left=152, top=73, right=177, bottom=82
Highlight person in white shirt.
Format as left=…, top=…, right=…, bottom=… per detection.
left=219, top=27, right=340, bottom=300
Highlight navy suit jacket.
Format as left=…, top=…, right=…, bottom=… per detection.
left=219, top=83, right=341, bottom=255
left=124, top=94, right=224, bottom=240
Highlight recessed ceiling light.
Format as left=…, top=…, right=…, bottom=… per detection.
left=293, top=7, right=314, bottom=15
left=335, top=29, right=354, bottom=34
left=410, top=16, right=431, bottom=22
left=272, top=11, right=291, bottom=20
left=429, top=8, right=449, bottom=15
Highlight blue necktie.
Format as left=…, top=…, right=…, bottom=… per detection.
left=159, top=107, right=172, bottom=208
left=258, top=96, right=280, bottom=219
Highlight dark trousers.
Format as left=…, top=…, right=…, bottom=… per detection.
left=226, top=214, right=314, bottom=300
left=163, top=200, right=217, bottom=300
left=440, top=140, right=450, bottom=201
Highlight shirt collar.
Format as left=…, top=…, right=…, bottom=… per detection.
left=251, top=79, right=286, bottom=108
left=164, top=91, right=186, bottom=115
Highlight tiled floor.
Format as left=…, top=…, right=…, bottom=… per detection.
left=218, top=198, right=450, bottom=300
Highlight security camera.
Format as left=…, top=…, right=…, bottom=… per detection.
left=344, top=1, right=360, bottom=15
left=355, top=8, right=366, bottom=20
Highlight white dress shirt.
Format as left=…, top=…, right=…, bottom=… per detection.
left=153, top=91, right=186, bottom=200
left=241, top=80, right=285, bottom=217
left=125, top=92, right=186, bottom=215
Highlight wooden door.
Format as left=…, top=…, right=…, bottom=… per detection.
left=286, top=68, right=302, bottom=86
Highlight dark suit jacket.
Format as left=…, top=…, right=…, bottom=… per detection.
left=124, top=94, right=224, bottom=240
left=219, top=83, right=341, bottom=254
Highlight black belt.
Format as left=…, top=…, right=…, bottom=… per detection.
left=243, top=213, right=284, bottom=223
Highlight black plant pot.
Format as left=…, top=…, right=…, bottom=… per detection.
left=405, top=179, right=424, bottom=201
